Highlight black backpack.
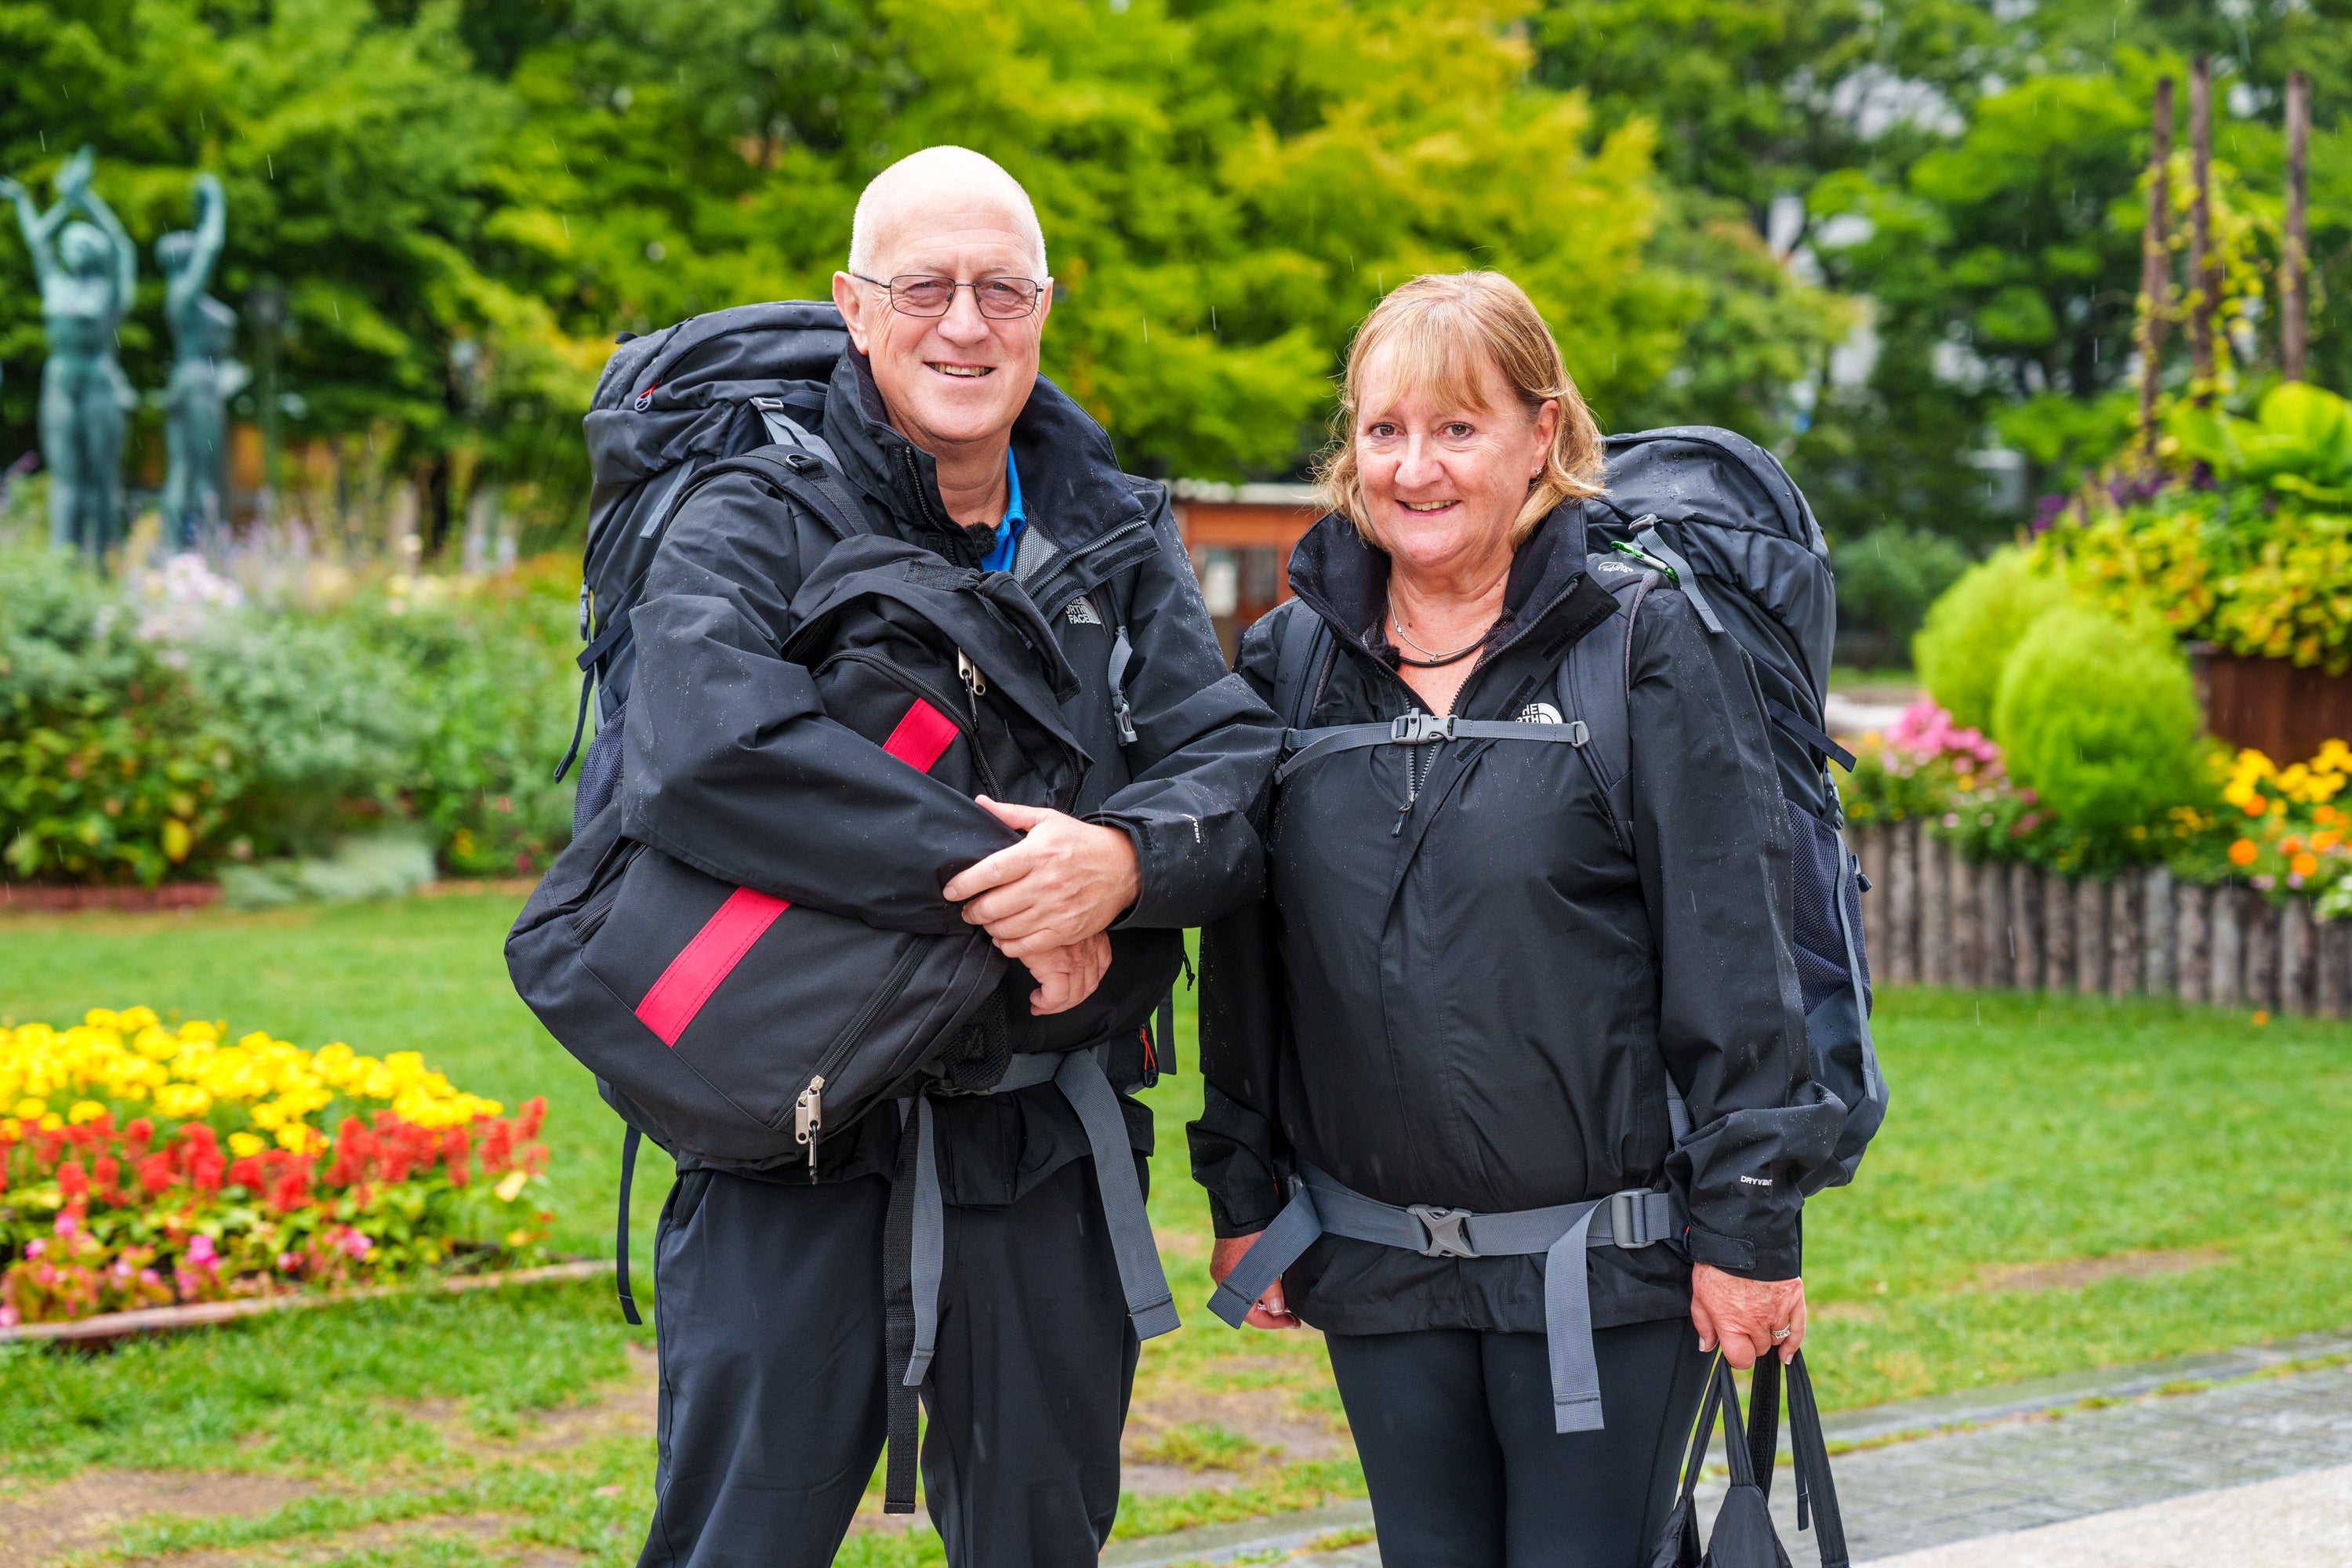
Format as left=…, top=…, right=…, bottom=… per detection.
left=554, top=301, right=854, bottom=814
left=1273, top=426, right=1886, bottom=1194
left=508, top=450, right=1093, bottom=1179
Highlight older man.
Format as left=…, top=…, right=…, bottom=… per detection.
left=623, top=147, right=1278, bottom=1568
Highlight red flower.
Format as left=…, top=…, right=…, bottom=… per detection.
left=227, top=1155, right=265, bottom=1192
left=93, top=1155, right=122, bottom=1202
left=516, top=1097, right=546, bottom=1142
left=190, top=1152, right=225, bottom=1194
left=123, top=1118, right=154, bottom=1155
left=267, top=1165, right=312, bottom=1214
left=58, top=1160, right=89, bottom=1200
left=137, top=1152, right=176, bottom=1197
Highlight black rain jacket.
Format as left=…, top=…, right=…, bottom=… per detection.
left=1188, top=506, right=1845, bottom=1337
left=622, top=349, right=1279, bottom=1201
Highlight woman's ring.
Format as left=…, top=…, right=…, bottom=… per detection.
left=1771, top=1325, right=1792, bottom=1342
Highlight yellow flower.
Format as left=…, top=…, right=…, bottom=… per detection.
left=495, top=1170, right=530, bottom=1203
left=83, top=1008, right=119, bottom=1029
left=276, top=1124, right=323, bottom=1154
left=14, top=1098, right=45, bottom=1120
left=116, top=1007, right=160, bottom=1032
left=67, top=1100, right=107, bottom=1124
left=229, top=1131, right=265, bottom=1157
left=154, top=1083, right=212, bottom=1119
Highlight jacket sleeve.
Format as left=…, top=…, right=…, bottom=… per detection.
left=1186, top=609, right=1293, bottom=1236
left=1627, top=590, right=1845, bottom=1279
left=1087, top=493, right=1284, bottom=930
left=618, top=469, right=1020, bottom=935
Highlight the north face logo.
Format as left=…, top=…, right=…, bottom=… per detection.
left=1519, top=702, right=1563, bottom=724
left=1064, top=597, right=1103, bottom=626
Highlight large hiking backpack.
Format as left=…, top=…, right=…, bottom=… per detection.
left=1272, top=426, right=1886, bottom=1195
left=555, top=301, right=851, bottom=810
left=508, top=448, right=1093, bottom=1180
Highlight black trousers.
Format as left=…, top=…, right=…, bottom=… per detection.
left=1327, top=1318, right=1710, bottom=1568
left=636, top=1156, right=1139, bottom=1568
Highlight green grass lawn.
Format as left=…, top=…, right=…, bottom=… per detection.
left=2, top=894, right=2347, bottom=1566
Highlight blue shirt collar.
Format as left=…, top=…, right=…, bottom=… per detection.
left=979, top=446, right=1025, bottom=573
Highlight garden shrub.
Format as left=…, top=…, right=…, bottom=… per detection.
left=0, top=548, right=242, bottom=884
left=1994, top=605, right=2205, bottom=840
left=1911, top=546, right=2071, bottom=733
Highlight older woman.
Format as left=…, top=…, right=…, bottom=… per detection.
left=1189, top=272, right=1844, bottom=1566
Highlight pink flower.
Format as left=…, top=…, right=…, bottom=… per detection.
left=53, top=1212, right=78, bottom=1238
left=0, top=1305, right=17, bottom=1328
left=277, top=1252, right=299, bottom=1272
left=139, top=1268, right=161, bottom=1285
left=338, top=1229, right=373, bottom=1260
left=186, top=1233, right=217, bottom=1266
left=24, top=1238, right=44, bottom=1259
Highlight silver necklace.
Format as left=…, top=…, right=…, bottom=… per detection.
left=1388, top=601, right=1493, bottom=667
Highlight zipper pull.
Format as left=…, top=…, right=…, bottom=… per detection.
left=794, top=1076, right=826, bottom=1181
left=956, top=649, right=987, bottom=699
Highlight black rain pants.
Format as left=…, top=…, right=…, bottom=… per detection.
left=1326, top=1317, right=1710, bottom=1568
left=636, top=1155, right=1140, bottom=1568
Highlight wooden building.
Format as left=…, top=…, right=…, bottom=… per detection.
left=1171, top=480, right=1322, bottom=661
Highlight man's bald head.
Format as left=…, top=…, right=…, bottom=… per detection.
left=848, top=146, right=1047, bottom=278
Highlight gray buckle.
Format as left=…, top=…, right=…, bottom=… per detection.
left=1609, top=1189, right=1662, bottom=1249
left=1408, top=1204, right=1476, bottom=1258
left=1391, top=713, right=1456, bottom=746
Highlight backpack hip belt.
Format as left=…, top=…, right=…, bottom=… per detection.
left=1206, top=1165, right=1682, bottom=1433
left=880, top=1043, right=1174, bottom=1513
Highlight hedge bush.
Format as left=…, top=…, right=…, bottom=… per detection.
left=0, top=547, right=577, bottom=885
left=1911, top=546, right=2072, bottom=734
left=1994, top=606, right=2206, bottom=840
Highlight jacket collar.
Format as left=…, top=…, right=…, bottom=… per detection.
left=824, top=350, right=1150, bottom=561
left=1286, top=500, right=1593, bottom=648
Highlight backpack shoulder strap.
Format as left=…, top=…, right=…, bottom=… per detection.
left=1271, top=600, right=1336, bottom=731
left=1558, top=552, right=1655, bottom=856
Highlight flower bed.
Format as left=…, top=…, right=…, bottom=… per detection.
left=0, top=1007, right=552, bottom=1327
left=1845, top=701, right=2352, bottom=909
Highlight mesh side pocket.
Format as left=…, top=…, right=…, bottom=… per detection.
left=1785, top=800, right=1853, bottom=1015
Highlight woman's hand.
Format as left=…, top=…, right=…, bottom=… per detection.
left=1209, top=1232, right=1299, bottom=1330
left=1690, top=1263, right=1806, bottom=1367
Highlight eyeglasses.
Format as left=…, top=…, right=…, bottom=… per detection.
left=851, top=272, right=1048, bottom=320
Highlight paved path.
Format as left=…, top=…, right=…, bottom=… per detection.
left=1110, top=1334, right=2352, bottom=1567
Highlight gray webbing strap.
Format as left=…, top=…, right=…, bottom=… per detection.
left=1277, top=713, right=1589, bottom=785
left=1054, top=1049, right=1181, bottom=1338
left=1632, top=527, right=1722, bottom=634
left=902, top=1096, right=942, bottom=1388
left=902, top=1050, right=1178, bottom=1395
left=1105, top=623, right=1138, bottom=745
left=1207, top=1164, right=1678, bottom=1433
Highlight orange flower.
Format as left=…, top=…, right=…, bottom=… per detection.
left=2320, top=806, right=2341, bottom=826
left=2243, top=794, right=2269, bottom=816
left=2281, top=837, right=2306, bottom=855
left=2229, top=839, right=2260, bottom=866
left=2292, top=852, right=2320, bottom=877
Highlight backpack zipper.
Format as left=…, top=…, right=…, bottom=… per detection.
left=789, top=938, right=929, bottom=1180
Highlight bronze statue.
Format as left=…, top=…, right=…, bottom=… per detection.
left=1, top=147, right=137, bottom=558
left=157, top=174, right=242, bottom=550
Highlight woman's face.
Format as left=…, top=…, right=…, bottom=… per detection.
left=1353, top=342, right=1559, bottom=579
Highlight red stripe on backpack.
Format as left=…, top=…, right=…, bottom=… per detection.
left=634, top=696, right=962, bottom=1044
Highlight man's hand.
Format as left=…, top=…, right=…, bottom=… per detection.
left=941, top=798, right=1141, bottom=957
left=1690, top=1262, right=1806, bottom=1368
left=1209, top=1232, right=1299, bottom=1330
left=1022, top=933, right=1112, bottom=1015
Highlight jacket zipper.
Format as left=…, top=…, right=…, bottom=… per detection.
left=791, top=938, right=928, bottom=1180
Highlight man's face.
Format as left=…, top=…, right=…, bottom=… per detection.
left=833, top=193, right=1051, bottom=456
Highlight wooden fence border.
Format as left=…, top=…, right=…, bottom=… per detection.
left=1850, top=821, right=2350, bottom=1018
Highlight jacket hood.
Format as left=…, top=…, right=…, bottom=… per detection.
left=825, top=350, right=1153, bottom=561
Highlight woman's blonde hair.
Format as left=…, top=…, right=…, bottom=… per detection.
left=1316, top=271, right=1603, bottom=548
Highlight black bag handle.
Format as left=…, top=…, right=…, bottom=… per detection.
left=1748, top=1352, right=1851, bottom=1568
